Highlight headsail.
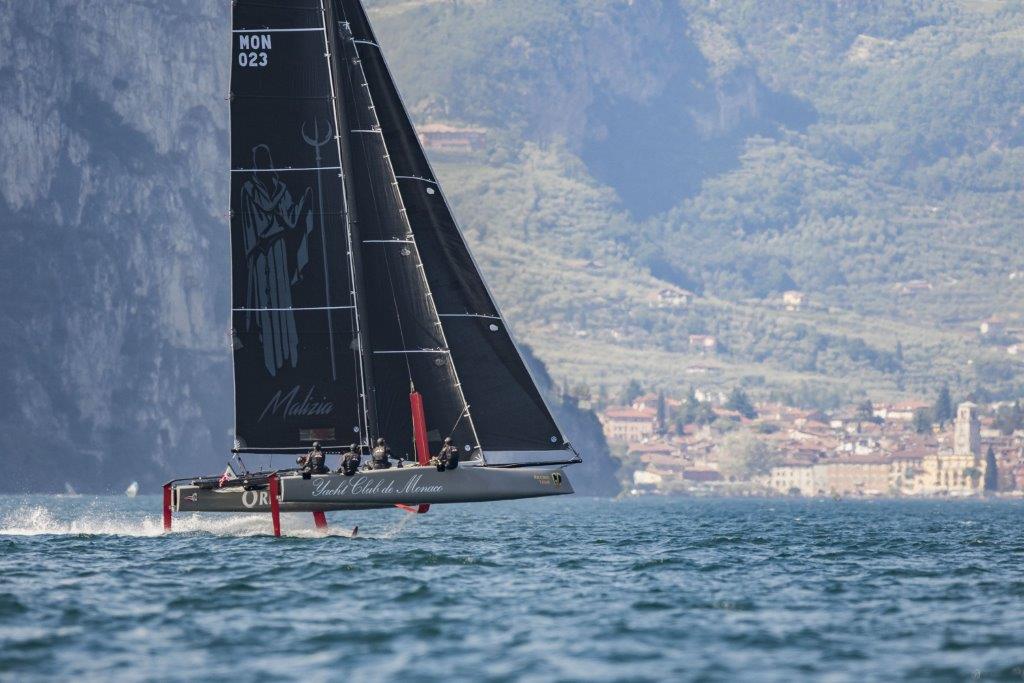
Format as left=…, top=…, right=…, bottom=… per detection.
left=230, top=1, right=367, bottom=452
left=328, top=3, right=480, bottom=462
left=334, top=0, right=571, bottom=463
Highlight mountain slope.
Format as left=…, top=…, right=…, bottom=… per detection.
left=0, top=0, right=230, bottom=491
left=373, top=0, right=1024, bottom=404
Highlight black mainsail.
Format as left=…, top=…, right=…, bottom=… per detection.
left=230, top=1, right=368, bottom=452
left=228, top=0, right=572, bottom=465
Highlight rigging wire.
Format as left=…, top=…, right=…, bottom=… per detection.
left=445, top=405, right=470, bottom=440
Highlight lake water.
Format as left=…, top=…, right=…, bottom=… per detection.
left=1, top=496, right=1022, bottom=681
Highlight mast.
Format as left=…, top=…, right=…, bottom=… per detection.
left=320, top=0, right=375, bottom=445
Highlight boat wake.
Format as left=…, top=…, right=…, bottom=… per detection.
left=377, top=509, right=419, bottom=539
left=0, top=505, right=378, bottom=539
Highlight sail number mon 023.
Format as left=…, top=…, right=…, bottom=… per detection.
left=237, top=34, right=271, bottom=68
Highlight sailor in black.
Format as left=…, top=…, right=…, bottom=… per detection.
left=298, top=442, right=329, bottom=477
left=339, top=444, right=361, bottom=477
left=437, top=437, right=460, bottom=472
left=370, top=438, right=392, bottom=470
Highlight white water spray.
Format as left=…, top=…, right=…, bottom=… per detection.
left=0, top=504, right=399, bottom=539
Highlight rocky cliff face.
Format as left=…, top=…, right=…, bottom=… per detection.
left=0, top=0, right=232, bottom=492
left=0, top=0, right=621, bottom=495
left=520, top=347, right=620, bottom=498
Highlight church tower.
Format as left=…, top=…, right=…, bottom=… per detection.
left=954, top=402, right=980, bottom=458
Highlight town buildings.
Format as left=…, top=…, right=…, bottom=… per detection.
left=764, top=402, right=996, bottom=497
left=980, top=317, right=1007, bottom=337
left=782, top=290, right=806, bottom=310
left=914, top=402, right=986, bottom=495
left=416, top=122, right=488, bottom=154
left=603, top=394, right=1023, bottom=498
left=687, top=335, right=718, bottom=354
left=599, top=407, right=658, bottom=443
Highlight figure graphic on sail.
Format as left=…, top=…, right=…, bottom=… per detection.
left=240, top=144, right=314, bottom=376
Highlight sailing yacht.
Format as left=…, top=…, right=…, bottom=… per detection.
left=164, top=0, right=580, bottom=532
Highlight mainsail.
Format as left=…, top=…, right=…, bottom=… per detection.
left=228, top=0, right=573, bottom=465
left=230, top=1, right=367, bottom=452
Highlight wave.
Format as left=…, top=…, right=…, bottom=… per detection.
left=0, top=505, right=383, bottom=539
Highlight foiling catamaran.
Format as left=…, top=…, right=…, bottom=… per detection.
left=164, top=0, right=580, bottom=535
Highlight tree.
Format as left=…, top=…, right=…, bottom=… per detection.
left=718, top=431, right=778, bottom=481
left=984, top=445, right=999, bottom=493
left=656, top=390, right=667, bottom=433
left=994, top=400, right=1023, bottom=436
left=934, top=385, right=954, bottom=427
left=676, top=396, right=717, bottom=430
left=855, top=399, right=876, bottom=423
left=726, top=387, right=757, bottom=419
left=912, top=408, right=933, bottom=434
left=622, top=379, right=644, bottom=406
left=694, top=401, right=717, bottom=426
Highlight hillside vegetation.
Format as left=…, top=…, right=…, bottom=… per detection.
left=371, top=0, right=1024, bottom=406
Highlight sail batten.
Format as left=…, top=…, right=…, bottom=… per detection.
left=233, top=28, right=323, bottom=34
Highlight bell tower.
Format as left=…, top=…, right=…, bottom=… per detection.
left=954, top=402, right=980, bottom=458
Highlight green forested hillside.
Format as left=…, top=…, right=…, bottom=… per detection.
left=369, top=0, right=1024, bottom=406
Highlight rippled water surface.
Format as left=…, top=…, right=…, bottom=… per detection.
left=1, top=496, right=1023, bottom=681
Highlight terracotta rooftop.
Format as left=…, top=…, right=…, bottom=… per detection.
left=602, top=407, right=657, bottom=420
left=628, top=442, right=676, bottom=455
left=418, top=122, right=488, bottom=134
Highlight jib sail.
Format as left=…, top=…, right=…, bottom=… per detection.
left=333, top=0, right=571, bottom=463
left=327, top=2, right=480, bottom=462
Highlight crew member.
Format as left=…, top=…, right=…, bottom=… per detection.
left=437, top=437, right=460, bottom=472
left=298, top=442, right=329, bottom=477
left=370, top=437, right=392, bottom=470
left=339, top=443, right=361, bottom=477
